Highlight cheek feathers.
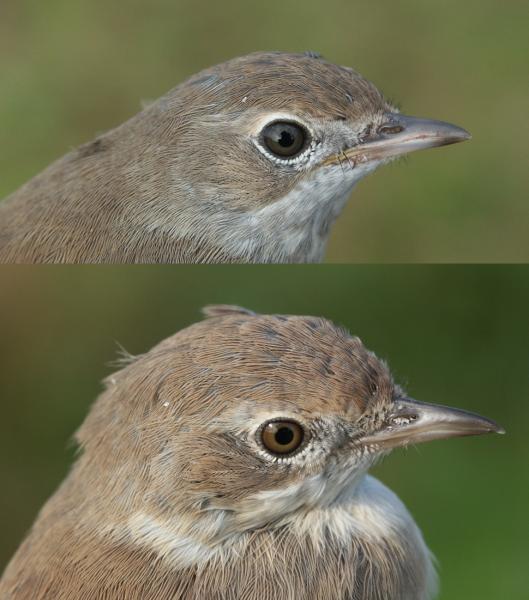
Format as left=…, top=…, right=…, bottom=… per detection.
left=176, top=431, right=292, bottom=505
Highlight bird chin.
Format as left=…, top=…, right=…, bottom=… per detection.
left=219, top=453, right=378, bottom=538
left=314, top=159, right=383, bottom=219
left=245, top=159, right=382, bottom=263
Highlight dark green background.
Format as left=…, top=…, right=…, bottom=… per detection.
left=0, top=266, right=527, bottom=598
left=1, top=0, right=528, bottom=262
left=0, top=1, right=528, bottom=597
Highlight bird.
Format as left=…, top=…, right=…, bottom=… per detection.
left=0, top=51, right=470, bottom=264
left=0, top=305, right=503, bottom=599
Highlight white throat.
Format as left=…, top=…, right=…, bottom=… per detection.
left=137, top=162, right=378, bottom=263
left=121, top=473, right=436, bottom=600
left=239, top=161, right=379, bottom=263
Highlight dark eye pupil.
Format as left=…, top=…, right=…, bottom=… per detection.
left=262, top=121, right=307, bottom=159
left=278, top=131, right=294, bottom=148
left=275, top=426, right=294, bottom=445
left=260, top=419, right=305, bottom=456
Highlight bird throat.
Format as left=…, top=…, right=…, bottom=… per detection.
left=119, top=475, right=436, bottom=599
left=238, top=161, right=379, bottom=263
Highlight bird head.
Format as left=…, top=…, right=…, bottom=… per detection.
left=142, top=52, right=470, bottom=261
left=76, top=306, right=502, bottom=550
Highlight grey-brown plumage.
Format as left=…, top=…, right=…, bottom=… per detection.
left=0, top=52, right=470, bottom=264
left=0, top=307, right=502, bottom=599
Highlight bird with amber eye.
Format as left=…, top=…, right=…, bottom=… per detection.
left=0, top=306, right=503, bottom=600
left=260, top=419, right=306, bottom=455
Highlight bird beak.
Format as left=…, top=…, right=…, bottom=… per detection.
left=359, top=397, right=504, bottom=449
left=323, top=114, right=471, bottom=167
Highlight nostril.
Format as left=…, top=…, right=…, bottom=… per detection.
left=390, top=414, right=418, bottom=426
left=379, top=124, right=404, bottom=135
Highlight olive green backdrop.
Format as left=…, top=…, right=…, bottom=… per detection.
left=0, top=266, right=527, bottom=597
left=1, top=0, right=528, bottom=262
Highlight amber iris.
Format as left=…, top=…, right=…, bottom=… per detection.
left=261, top=420, right=305, bottom=455
left=262, top=122, right=307, bottom=158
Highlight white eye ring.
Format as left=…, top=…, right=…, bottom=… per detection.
left=254, top=116, right=318, bottom=167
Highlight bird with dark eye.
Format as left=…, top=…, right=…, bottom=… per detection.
left=260, top=419, right=306, bottom=455
left=261, top=122, right=308, bottom=159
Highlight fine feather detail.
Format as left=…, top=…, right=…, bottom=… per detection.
left=1, top=311, right=437, bottom=599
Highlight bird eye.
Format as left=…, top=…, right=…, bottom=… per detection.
left=260, top=419, right=305, bottom=455
left=261, top=121, right=308, bottom=159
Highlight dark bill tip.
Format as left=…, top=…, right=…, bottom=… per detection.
left=323, top=113, right=471, bottom=167
left=360, top=397, right=504, bottom=449
left=387, top=114, right=472, bottom=146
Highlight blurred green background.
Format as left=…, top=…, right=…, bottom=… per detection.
left=0, top=266, right=527, bottom=597
left=1, top=0, right=528, bottom=262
